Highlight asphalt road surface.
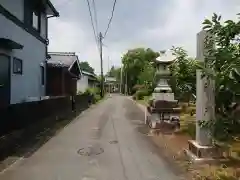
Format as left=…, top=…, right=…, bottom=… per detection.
left=0, top=95, right=179, bottom=180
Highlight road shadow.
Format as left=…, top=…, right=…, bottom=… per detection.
left=0, top=107, right=89, bottom=171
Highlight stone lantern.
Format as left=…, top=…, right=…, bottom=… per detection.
left=152, top=50, right=175, bottom=101
left=145, top=50, right=180, bottom=129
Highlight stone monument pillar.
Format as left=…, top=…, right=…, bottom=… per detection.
left=196, top=30, right=213, bottom=146
left=186, top=30, right=222, bottom=161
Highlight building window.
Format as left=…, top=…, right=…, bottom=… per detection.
left=163, top=65, right=167, bottom=70
left=32, top=10, right=41, bottom=31
left=24, top=1, right=41, bottom=32
left=41, top=66, right=45, bottom=85
left=13, top=58, right=23, bottom=74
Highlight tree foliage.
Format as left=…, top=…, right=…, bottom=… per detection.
left=79, top=61, right=95, bottom=74
left=168, top=47, right=199, bottom=101
left=138, top=62, right=156, bottom=90
left=200, top=13, right=240, bottom=141
left=106, top=66, right=121, bottom=80
left=121, top=48, right=160, bottom=94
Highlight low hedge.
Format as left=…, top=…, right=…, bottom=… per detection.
left=83, top=87, right=102, bottom=103
left=135, top=89, right=149, bottom=100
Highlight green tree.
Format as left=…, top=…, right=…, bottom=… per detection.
left=200, top=13, right=240, bottom=141
left=106, top=66, right=121, bottom=81
left=138, top=62, right=156, bottom=91
left=80, top=61, right=95, bottom=74
left=122, top=48, right=160, bottom=94
left=168, top=47, right=199, bottom=101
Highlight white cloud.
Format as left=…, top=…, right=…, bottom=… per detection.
left=48, top=0, right=240, bottom=74
left=142, top=0, right=239, bottom=57
left=48, top=18, right=100, bottom=72
left=48, top=19, right=87, bottom=52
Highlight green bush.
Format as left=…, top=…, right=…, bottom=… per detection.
left=180, top=103, right=188, bottom=113
left=84, top=87, right=100, bottom=96
left=179, top=122, right=196, bottom=139
left=84, top=87, right=102, bottom=103
left=187, top=106, right=196, bottom=116
left=132, top=84, right=145, bottom=95
left=95, top=94, right=101, bottom=102
left=77, top=90, right=83, bottom=95
left=147, top=88, right=153, bottom=95
left=148, top=99, right=153, bottom=106
left=135, top=89, right=149, bottom=100
left=132, top=94, right=137, bottom=100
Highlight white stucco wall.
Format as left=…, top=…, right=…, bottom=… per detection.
left=1, top=0, right=24, bottom=21
left=0, top=14, right=46, bottom=104
left=1, top=1, right=47, bottom=40
left=77, top=75, right=89, bottom=93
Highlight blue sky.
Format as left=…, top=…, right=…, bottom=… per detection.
left=49, top=0, right=240, bottom=74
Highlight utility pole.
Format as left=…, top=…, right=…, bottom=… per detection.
left=125, top=71, right=128, bottom=95
left=108, top=56, right=110, bottom=93
left=99, top=32, right=104, bottom=98
left=120, top=66, right=122, bottom=94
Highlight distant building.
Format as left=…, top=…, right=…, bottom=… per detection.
left=105, top=77, right=117, bottom=83
left=105, top=76, right=119, bottom=93
left=77, top=71, right=99, bottom=93
left=46, top=52, right=82, bottom=96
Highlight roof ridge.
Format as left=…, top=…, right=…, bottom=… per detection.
left=48, top=52, right=76, bottom=56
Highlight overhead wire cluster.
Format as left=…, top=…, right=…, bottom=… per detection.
left=85, top=0, right=117, bottom=97
left=86, top=0, right=99, bottom=49
left=85, top=0, right=117, bottom=46
left=103, top=0, right=117, bottom=39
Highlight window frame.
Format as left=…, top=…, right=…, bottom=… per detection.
left=32, top=9, right=41, bottom=32
left=24, top=0, right=42, bottom=33
left=13, top=57, right=23, bottom=75
left=40, top=66, right=45, bottom=86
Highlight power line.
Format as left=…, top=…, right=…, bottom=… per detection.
left=85, top=0, right=99, bottom=49
left=103, top=0, right=117, bottom=39
left=92, top=0, right=99, bottom=37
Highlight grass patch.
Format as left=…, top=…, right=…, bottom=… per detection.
left=143, top=100, right=240, bottom=179
left=177, top=114, right=196, bottom=139
left=136, top=96, right=151, bottom=106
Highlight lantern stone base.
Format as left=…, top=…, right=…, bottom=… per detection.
left=184, top=140, right=224, bottom=163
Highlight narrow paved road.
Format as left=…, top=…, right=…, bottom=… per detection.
left=0, top=95, right=179, bottom=180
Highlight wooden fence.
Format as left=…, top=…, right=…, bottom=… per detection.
left=0, top=94, right=94, bottom=136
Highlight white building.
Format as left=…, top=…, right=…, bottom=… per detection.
left=77, top=71, right=98, bottom=93
left=0, top=0, right=59, bottom=107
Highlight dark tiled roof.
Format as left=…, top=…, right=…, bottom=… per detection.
left=82, top=71, right=96, bottom=77
left=82, top=71, right=98, bottom=81
left=47, top=52, right=78, bottom=68
left=47, top=0, right=59, bottom=17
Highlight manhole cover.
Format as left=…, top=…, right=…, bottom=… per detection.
left=77, top=147, right=104, bottom=156
left=109, top=140, right=118, bottom=144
